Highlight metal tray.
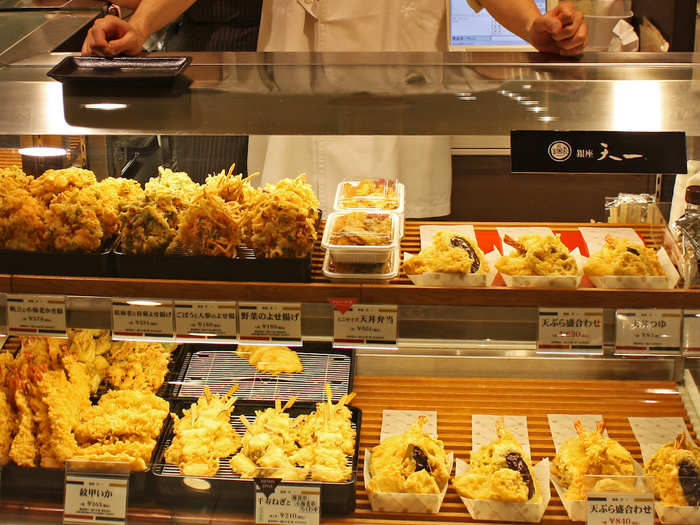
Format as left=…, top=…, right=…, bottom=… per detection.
left=47, top=56, right=192, bottom=85
left=152, top=401, right=361, bottom=515
left=0, top=244, right=114, bottom=277
left=165, top=343, right=355, bottom=402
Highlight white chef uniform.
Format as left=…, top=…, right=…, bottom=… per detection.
left=248, top=0, right=485, bottom=218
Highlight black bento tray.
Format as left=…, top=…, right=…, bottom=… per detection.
left=113, top=247, right=313, bottom=282
left=152, top=401, right=361, bottom=515
left=164, top=342, right=355, bottom=402
left=48, top=56, right=192, bottom=85
left=0, top=244, right=114, bottom=277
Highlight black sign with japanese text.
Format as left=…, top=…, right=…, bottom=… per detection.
left=510, top=131, right=687, bottom=174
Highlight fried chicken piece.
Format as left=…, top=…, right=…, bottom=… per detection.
left=497, top=234, right=578, bottom=276
left=75, top=390, right=169, bottom=444
left=30, top=167, right=96, bottom=205
left=105, top=341, right=174, bottom=392
left=551, top=419, right=635, bottom=500
left=0, top=187, right=49, bottom=251
left=645, top=433, right=700, bottom=506
left=454, top=419, right=540, bottom=502
left=236, top=346, right=303, bottom=375
left=165, top=386, right=241, bottom=476
left=46, top=189, right=104, bottom=252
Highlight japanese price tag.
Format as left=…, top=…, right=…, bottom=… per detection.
left=616, top=309, right=682, bottom=353
left=64, top=472, right=128, bottom=525
left=111, top=299, right=174, bottom=341
left=7, top=294, right=67, bottom=337
left=255, top=479, right=320, bottom=525
left=586, top=493, right=654, bottom=525
left=239, top=303, right=302, bottom=344
left=538, top=308, right=604, bottom=352
left=173, top=301, right=237, bottom=343
left=684, top=310, right=700, bottom=354
left=333, top=304, right=398, bottom=348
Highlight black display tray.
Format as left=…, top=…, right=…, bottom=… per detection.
left=0, top=245, right=113, bottom=277
left=151, top=401, right=361, bottom=515
left=165, top=342, right=355, bottom=402
left=113, top=247, right=313, bottom=282
left=47, top=56, right=192, bottom=86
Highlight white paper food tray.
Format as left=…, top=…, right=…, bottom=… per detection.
left=586, top=247, right=680, bottom=289
left=455, top=458, right=550, bottom=522
left=321, top=211, right=399, bottom=264
left=333, top=179, right=405, bottom=215
left=323, top=247, right=399, bottom=282
left=404, top=250, right=499, bottom=287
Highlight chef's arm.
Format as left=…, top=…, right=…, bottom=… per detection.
left=82, top=0, right=195, bottom=56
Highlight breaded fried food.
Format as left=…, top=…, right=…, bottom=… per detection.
left=74, top=436, right=157, bottom=471
left=75, top=390, right=169, bottom=444
left=497, top=234, right=578, bottom=276
left=454, top=419, right=540, bottom=502
left=0, top=389, right=15, bottom=465
left=645, top=433, right=700, bottom=506
left=0, top=166, right=33, bottom=191
left=584, top=235, right=665, bottom=277
left=167, top=190, right=243, bottom=258
left=68, top=329, right=111, bottom=393
left=30, top=167, right=96, bottom=204
left=368, top=416, right=449, bottom=494
left=10, top=388, right=38, bottom=467
left=105, top=341, right=175, bottom=392
left=165, top=386, right=241, bottom=476
left=236, top=346, right=303, bottom=375
left=0, top=187, right=49, bottom=251
left=204, top=165, right=259, bottom=204
left=403, top=231, right=488, bottom=275
left=144, top=167, right=200, bottom=211
left=46, top=188, right=104, bottom=252
left=551, top=420, right=635, bottom=500
left=119, top=199, right=177, bottom=254
left=244, top=174, right=319, bottom=258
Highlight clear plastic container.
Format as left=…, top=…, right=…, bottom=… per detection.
left=322, top=211, right=399, bottom=264
left=322, top=247, right=399, bottom=283
left=333, top=178, right=405, bottom=215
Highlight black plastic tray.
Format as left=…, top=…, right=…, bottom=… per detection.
left=0, top=245, right=114, bottom=277
left=47, top=56, right=192, bottom=85
left=113, top=248, right=313, bottom=282
left=152, top=401, right=361, bottom=515
left=165, top=342, right=355, bottom=402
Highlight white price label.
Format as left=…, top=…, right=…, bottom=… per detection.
left=111, top=300, right=174, bottom=341
left=174, top=301, right=237, bottom=343
left=538, top=308, right=603, bottom=352
left=255, top=479, right=319, bottom=525
left=587, top=492, right=654, bottom=525
left=616, top=309, right=682, bottom=353
left=239, top=303, right=302, bottom=344
left=7, top=294, right=66, bottom=337
left=333, top=304, right=398, bottom=347
left=684, top=310, right=700, bottom=354
left=64, top=474, right=128, bottom=525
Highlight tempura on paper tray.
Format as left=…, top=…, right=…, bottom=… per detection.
left=338, top=178, right=400, bottom=210
left=496, top=234, right=579, bottom=276
left=230, top=385, right=355, bottom=482
left=403, top=231, right=488, bottom=275
left=645, top=433, right=700, bottom=506
left=235, top=346, right=303, bottom=375
left=165, top=385, right=241, bottom=477
left=367, top=416, right=449, bottom=494
left=551, top=419, right=636, bottom=500
left=584, top=234, right=665, bottom=277
left=454, top=418, right=540, bottom=502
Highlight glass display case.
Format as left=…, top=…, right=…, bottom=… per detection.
left=1, top=43, right=700, bottom=525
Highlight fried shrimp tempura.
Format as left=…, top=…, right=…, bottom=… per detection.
left=584, top=235, right=665, bottom=277
left=30, top=168, right=96, bottom=204
left=551, top=420, right=635, bottom=500
left=496, top=234, right=578, bottom=276
left=645, top=433, right=700, bottom=506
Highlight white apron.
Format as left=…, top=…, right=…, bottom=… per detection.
left=248, top=0, right=480, bottom=218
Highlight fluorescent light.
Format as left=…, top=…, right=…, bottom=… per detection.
left=82, top=103, right=127, bottom=110
left=18, top=147, right=67, bottom=157
left=126, top=300, right=163, bottom=306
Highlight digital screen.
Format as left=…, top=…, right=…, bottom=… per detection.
left=450, top=0, right=548, bottom=47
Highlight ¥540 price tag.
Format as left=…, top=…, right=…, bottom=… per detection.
left=255, top=478, right=319, bottom=525
left=64, top=473, right=128, bottom=525
left=7, top=294, right=66, bottom=337
left=538, top=308, right=603, bottom=352
left=333, top=303, right=398, bottom=348
left=238, top=303, right=302, bottom=344
left=111, top=299, right=174, bottom=341
left=174, top=301, right=237, bottom=343
left=616, top=309, right=682, bottom=353
left=684, top=310, right=700, bottom=354
left=587, top=492, right=654, bottom=525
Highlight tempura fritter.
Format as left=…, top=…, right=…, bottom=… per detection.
left=645, top=433, right=700, bottom=506
left=236, top=346, right=303, bottom=375
left=496, top=234, right=578, bottom=276
left=584, top=235, right=665, bottom=277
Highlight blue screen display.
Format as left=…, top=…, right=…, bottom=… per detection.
left=450, top=0, right=548, bottom=46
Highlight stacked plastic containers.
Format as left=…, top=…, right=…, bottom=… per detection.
left=322, top=178, right=405, bottom=282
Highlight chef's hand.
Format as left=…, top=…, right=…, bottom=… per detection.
left=527, top=1, right=588, bottom=56
left=81, top=15, right=146, bottom=56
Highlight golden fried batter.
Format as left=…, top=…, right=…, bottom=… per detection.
left=46, top=189, right=104, bottom=252
left=204, top=165, right=258, bottom=204
left=584, top=235, right=665, bottom=277
left=403, top=231, right=488, bottom=275
left=496, top=234, right=578, bottom=276
left=30, top=168, right=96, bottom=204
left=0, top=389, right=15, bottom=465
left=119, top=199, right=177, bottom=255
left=105, top=340, right=175, bottom=392
left=551, top=420, right=635, bottom=500
left=0, top=187, right=49, bottom=251
left=144, top=167, right=200, bottom=212
left=0, top=166, right=33, bottom=192
left=645, top=433, right=700, bottom=506
left=454, top=420, right=540, bottom=502
left=329, top=212, right=393, bottom=247
left=236, top=346, right=303, bottom=375
left=338, top=178, right=399, bottom=210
